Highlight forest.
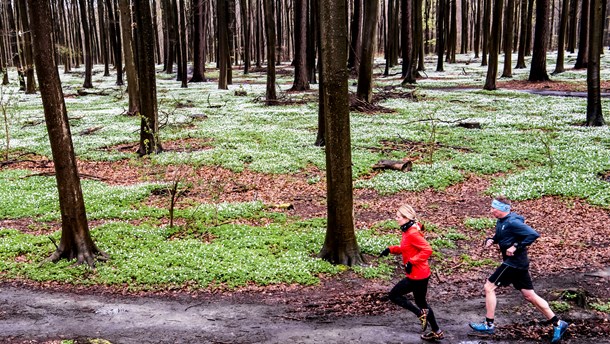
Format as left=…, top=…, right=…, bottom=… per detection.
left=0, top=0, right=609, bottom=343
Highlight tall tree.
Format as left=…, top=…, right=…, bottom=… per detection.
left=515, top=0, right=528, bottom=68
left=501, top=0, right=515, bottom=77
left=461, top=0, right=469, bottom=54
left=264, top=0, right=277, bottom=103
left=574, top=0, right=589, bottom=68
left=484, top=0, right=503, bottom=90
left=528, top=0, right=550, bottom=81
left=77, top=0, right=93, bottom=88
left=437, top=0, right=446, bottom=71
left=218, top=0, right=230, bottom=89
left=27, top=0, right=107, bottom=267
left=239, top=0, right=251, bottom=74
left=553, top=0, right=570, bottom=74
left=105, top=0, right=124, bottom=85
left=191, top=0, right=207, bottom=81
left=401, top=0, right=412, bottom=77
left=290, top=0, right=309, bottom=91
left=347, top=0, right=362, bottom=72
left=474, top=0, right=482, bottom=58
left=97, top=0, right=110, bottom=76
left=356, top=0, right=379, bottom=102
left=481, top=0, right=491, bottom=66
left=448, top=0, right=457, bottom=63
left=567, top=0, right=579, bottom=52
left=118, top=0, right=139, bottom=115
left=318, top=0, right=363, bottom=266
left=586, top=0, right=606, bottom=126
left=17, top=0, right=36, bottom=94
left=134, top=0, right=162, bottom=155
left=177, top=0, right=188, bottom=87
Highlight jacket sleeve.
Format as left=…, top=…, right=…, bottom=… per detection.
left=388, top=245, right=402, bottom=255
left=406, top=232, right=432, bottom=264
left=510, top=219, right=540, bottom=248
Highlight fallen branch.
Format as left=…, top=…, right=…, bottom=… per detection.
left=78, top=126, right=103, bottom=136
left=371, top=160, right=412, bottom=172
left=23, top=172, right=107, bottom=181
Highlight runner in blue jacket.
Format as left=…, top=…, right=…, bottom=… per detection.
left=469, top=196, right=569, bottom=343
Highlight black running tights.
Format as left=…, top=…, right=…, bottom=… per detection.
left=389, top=277, right=440, bottom=332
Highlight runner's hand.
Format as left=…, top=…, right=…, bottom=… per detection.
left=484, top=238, right=494, bottom=248
left=506, top=245, right=517, bottom=256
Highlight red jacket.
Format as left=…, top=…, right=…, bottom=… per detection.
left=388, top=223, right=432, bottom=280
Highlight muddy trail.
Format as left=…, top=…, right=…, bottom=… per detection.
left=1, top=268, right=609, bottom=344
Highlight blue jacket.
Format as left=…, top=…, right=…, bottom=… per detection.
left=492, top=212, right=540, bottom=269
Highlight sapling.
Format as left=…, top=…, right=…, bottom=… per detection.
left=0, top=81, right=18, bottom=161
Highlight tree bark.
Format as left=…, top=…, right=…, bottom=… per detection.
left=264, top=0, right=277, bottom=103
left=77, top=0, right=93, bottom=88
left=501, top=0, right=515, bottom=77
left=191, top=0, right=207, bottom=81
left=17, top=0, right=36, bottom=94
left=178, top=0, right=188, bottom=87
left=567, top=0, right=578, bottom=52
left=553, top=0, right=570, bottom=74
left=356, top=0, right=379, bottom=102
left=515, top=0, right=528, bottom=68
left=528, top=0, right=550, bottom=81
left=134, top=0, right=162, bottom=156
left=574, top=0, right=589, bottom=68
left=239, top=0, right=251, bottom=74
left=218, top=0, right=229, bottom=89
left=27, top=0, right=106, bottom=267
left=474, top=0, right=482, bottom=58
left=484, top=0, right=503, bottom=90
left=481, top=0, right=491, bottom=66
left=401, top=0, right=412, bottom=77
left=436, top=0, right=446, bottom=71
left=105, top=0, right=124, bottom=85
left=118, top=0, right=139, bottom=115
left=586, top=0, right=605, bottom=126
left=291, top=0, right=309, bottom=91
left=318, top=0, right=363, bottom=267
left=347, top=0, right=362, bottom=72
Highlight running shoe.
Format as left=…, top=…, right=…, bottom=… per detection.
left=421, top=330, right=444, bottom=341
left=551, top=320, right=569, bottom=343
left=469, top=321, right=495, bottom=334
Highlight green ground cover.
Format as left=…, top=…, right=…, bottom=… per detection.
left=0, top=53, right=608, bottom=290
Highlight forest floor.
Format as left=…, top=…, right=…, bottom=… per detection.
left=1, top=80, right=609, bottom=344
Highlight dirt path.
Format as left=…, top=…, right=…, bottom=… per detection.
left=1, top=272, right=608, bottom=344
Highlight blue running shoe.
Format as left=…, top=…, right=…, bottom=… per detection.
left=469, top=321, right=495, bottom=334
left=551, top=320, right=569, bottom=343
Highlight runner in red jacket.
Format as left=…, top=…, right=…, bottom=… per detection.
left=379, top=205, right=444, bottom=341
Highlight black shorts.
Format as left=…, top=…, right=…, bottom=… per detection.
left=488, top=264, right=534, bottom=290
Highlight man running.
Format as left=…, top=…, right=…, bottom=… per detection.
left=469, top=196, right=569, bottom=343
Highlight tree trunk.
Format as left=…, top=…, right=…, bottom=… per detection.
left=525, top=0, right=534, bottom=55
left=134, top=0, right=162, bottom=156
left=105, top=0, right=124, bottom=85
left=78, top=0, right=93, bottom=88
left=239, top=0, right=251, bottom=74
left=515, top=0, right=528, bottom=67
left=118, top=0, right=139, bottom=115
left=528, top=0, right=550, bottom=81
left=461, top=0, right=469, bottom=54
left=17, top=0, right=36, bottom=94
left=218, top=0, right=229, bottom=89
left=501, top=0, right=514, bottom=77
left=484, top=0, right=503, bottom=90
left=98, top=0, right=110, bottom=76
left=191, top=0, right=207, bottom=81
left=27, top=0, right=107, bottom=267
left=553, top=0, right=570, bottom=74
left=449, top=0, right=457, bottom=63
left=481, top=0, right=491, bottom=66
left=356, top=0, right=379, bottom=102
left=567, top=0, right=578, bottom=52
left=586, top=0, right=605, bottom=126
left=474, top=0, right=482, bottom=58
left=227, top=0, right=236, bottom=84
left=178, top=0, right=188, bottom=87
left=347, top=0, right=362, bottom=72
left=291, top=0, right=309, bottom=91
left=575, top=0, right=589, bottom=68
left=437, top=0, right=446, bottom=71
left=401, top=0, right=412, bottom=77
left=264, top=0, right=277, bottom=103
left=318, top=0, right=363, bottom=267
